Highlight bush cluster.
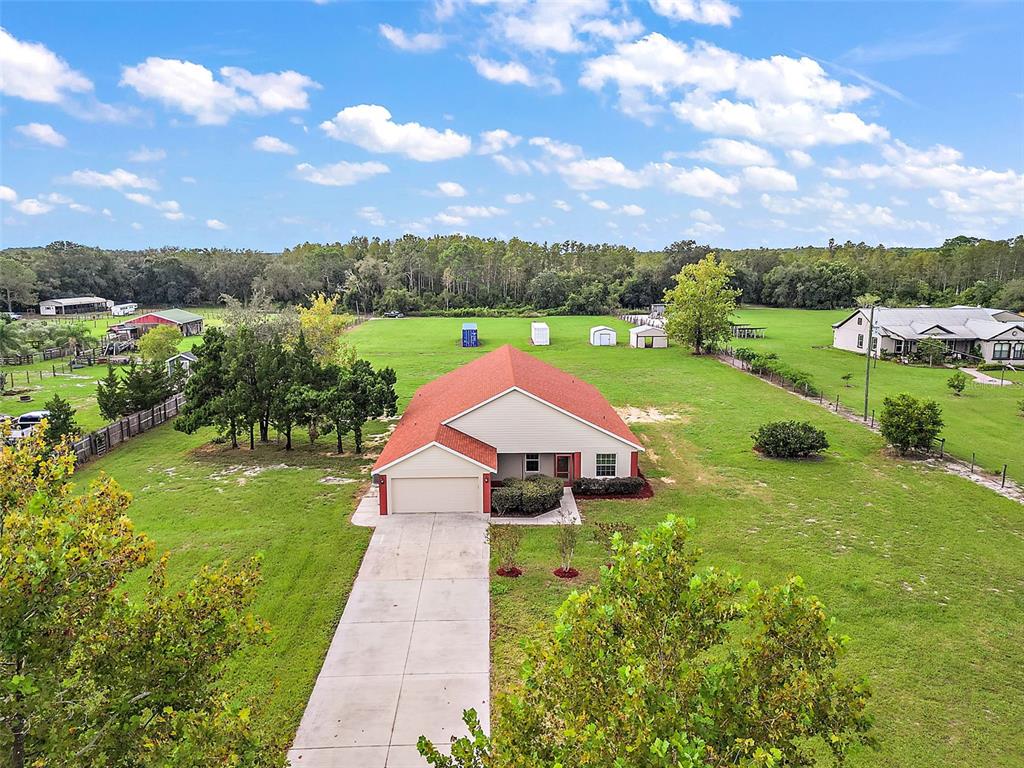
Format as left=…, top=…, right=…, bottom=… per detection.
left=411, top=307, right=551, bottom=318
left=572, top=476, right=646, bottom=496
left=752, top=421, right=829, bottom=458
left=733, top=348, right=819, bottom=396
left=491, top=475, right=564, bottom=516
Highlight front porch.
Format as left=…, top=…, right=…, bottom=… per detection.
left=495, top=452, right=580, bottom=485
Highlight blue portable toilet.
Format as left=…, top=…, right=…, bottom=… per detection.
left=461, top=322, right=479, bottom=347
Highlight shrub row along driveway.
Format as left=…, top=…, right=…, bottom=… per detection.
left=288, top=512, right=490, bottom=767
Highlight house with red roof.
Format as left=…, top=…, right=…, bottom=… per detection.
left=371, top=344, right=643, bottom=515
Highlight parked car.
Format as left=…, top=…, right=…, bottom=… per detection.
left=6, top=410, right=50, bottom=440
left=382, top=311, right=405, bottom=318
left=1, top=312, right=22, bottom=321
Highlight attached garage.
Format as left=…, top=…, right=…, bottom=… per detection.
left=390, top=476, right=481, bottom=514
left=376, top=443, right=491, bottom=515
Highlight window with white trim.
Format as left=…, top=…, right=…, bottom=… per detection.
left=894, top=339, right=905, bottom=353
left=595, top=453, right=616, bottom=477
left=857, top=334, right=864, bottom=348
left=525, top=453, right=540, bottom=473
left=993, top=342, right=1010, bottom=360
left=857, top=316, right=863, bottom=325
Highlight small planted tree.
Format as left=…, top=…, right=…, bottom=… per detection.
left=554, top=511, right=580, bottom=579
left=487, top=525, right=525, bottom=577
left=879, top=392, right=944, bottom=456
left=946, top=370, right=968, bottom=396
left=96, top=364, right=125, bottom=420
left=663, top=253, right=739, bottom=354
left=841, top=372, right=853, bottom=387
left=752, top=420, right=829, bottom=458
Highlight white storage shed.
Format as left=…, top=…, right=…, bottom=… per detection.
left=589, top=325, right=617, bottom=346
left=629, top=325, right=668, bottom=349
left=531, top=322, right=550, bottom=346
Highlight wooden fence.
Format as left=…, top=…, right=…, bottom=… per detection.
left=69, top=393, right=186, bottom=464
left=0, top=347, right=73, bottom=366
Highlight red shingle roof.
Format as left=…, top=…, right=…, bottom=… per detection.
left=373, top=345, right=640, bottom=473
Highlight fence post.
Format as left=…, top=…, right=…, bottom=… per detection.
left=939, top=438, right=945, bottom=459
left=1002, top=465, right=1008, bottom=488
left=970, top=452, right=975, bottom=474
left=834, top=393, right=840, bottom=412
left=870, top=409, right=875, bottom=429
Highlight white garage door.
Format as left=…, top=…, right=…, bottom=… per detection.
left=390, top=477, right=480, bottom=514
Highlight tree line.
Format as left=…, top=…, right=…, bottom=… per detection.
left=2, top=233, right=1022, bottom=315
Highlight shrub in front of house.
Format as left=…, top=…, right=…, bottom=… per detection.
left=491, top=475, right=563, bottom=516
left=752, top=421, right=829, bottom=458
left=573, top=476, right=647, bottom=496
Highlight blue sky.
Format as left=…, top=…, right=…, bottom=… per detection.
left=1, top=0, right=1022, bottom=251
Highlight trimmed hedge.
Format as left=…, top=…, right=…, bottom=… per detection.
left=573, top=476, right=646, bottom=496
left=752, top=420, right=829, bottom=458
left=491, top=475, right=563, bottom=516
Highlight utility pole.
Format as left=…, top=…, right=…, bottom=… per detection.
left=863, top=302, right=876, bottom=421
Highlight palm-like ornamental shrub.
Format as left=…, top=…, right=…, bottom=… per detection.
left=752, top=420, right=829, bottom=458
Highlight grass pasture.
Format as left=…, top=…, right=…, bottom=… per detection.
left=732, top=307, right=1024, bottom=483
left=53, top=313, right=1023, bottom=766
left=348, top=315, right=1024, bottom=768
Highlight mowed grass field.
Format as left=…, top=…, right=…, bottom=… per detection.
left=73, top=424, right=379, bottom=750
left=732, top=307, right=1024, bottom=483
left=347, top=316, right=1024, bottom=768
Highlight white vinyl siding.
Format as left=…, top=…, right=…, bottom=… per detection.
left=386, top=444, right=486, bottom=477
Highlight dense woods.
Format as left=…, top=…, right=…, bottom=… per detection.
left=2, top=234, right=1022, bottom=314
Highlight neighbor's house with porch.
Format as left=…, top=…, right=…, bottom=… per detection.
left=371, top=345, right=643, bottom=515
left=832, top=306, right=1024, bottom=363
left=39, top=296, right=112, bottom=315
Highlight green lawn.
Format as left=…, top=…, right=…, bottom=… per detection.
left=732, top=307, right=1024, bottom=482
left=73, top=424, right=375, bottom=750
left=348, top=316, right=1024, bottom=768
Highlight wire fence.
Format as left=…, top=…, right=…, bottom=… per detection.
left=68, top=393, right=186, bottom=465
left=719, top=349, right=1020, bottom=494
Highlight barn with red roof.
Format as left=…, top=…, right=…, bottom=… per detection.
left=371, top=344, right=643, bottom=515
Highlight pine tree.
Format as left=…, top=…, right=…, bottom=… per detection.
left=96, top=365, right=125, bottom=421
left=42, top=394, right=80, bottom=446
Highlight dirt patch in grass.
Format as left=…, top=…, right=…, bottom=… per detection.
left=616, top=405, right=689, bottom=424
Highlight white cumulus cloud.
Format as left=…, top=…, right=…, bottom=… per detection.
left=504, top=192, right=535, bottom=204
left=0, top=185, right=17, bottom=202
left=379, top=24, right=446, bottom=52
left=120, top=58, right=320, bottom=125
left=252, top=135, right=297, bottom=154
left=128, top=146, right=167, bottom=162
left=295, top=160, right=390, bottom=186
left=319, top=104, right=471, bottom=161
left=15, top=122, right=67, bottom=147
left=648, top=0, right=739, bottom=26
left=470, top=55, right=561, bottom=92
left=687, top=138, right=774, bottom=166
left=437, top=181, right=467, bottom=197
left=13, top=198, right=53, bottom=215
left=478, top=129, right=521, bottom=155
left=617, top=203, right=646, bottom=216
left=59, top=168, right=159, bottom=190
left=741, top=165, right=798, bottom=191
left=206, top=218, right=228, bottom=230
left=0, top=27, right=92, bottom=103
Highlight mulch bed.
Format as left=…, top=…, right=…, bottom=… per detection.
left=573, top=477, right=655, bottom=501
left=496, top=566, right=523, bottom=577
left=553, top=567, right=579, bottom=579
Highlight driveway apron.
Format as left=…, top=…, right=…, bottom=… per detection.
left=288, top=513, right=490, bottom=767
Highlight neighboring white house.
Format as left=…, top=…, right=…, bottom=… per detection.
left=531, top=321, right=550, bottom=346
left=371, top=345, right=643, bottom=515
left=39, top=296, right=112, bottom=315
left=166, top=351, right=198, bottom=378
left=629, top=325, right=668, bottom=349
left=589, top=325, right=617, bottom=346
left=111, top=302, right=139, bottom=317
left=832, top=306, right=1024, bottom=363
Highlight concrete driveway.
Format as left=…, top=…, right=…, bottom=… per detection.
left=288, top=512, right=489, bottom=767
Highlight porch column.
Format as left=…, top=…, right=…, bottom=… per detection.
left=572, top=452, right=581, bottom=480
left=377, top=474, right=388, bottom=515
left=630, top=451, right=639, bottom=477
left=482, top=474, right=491, bottom=514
